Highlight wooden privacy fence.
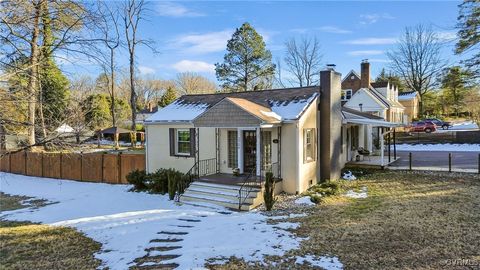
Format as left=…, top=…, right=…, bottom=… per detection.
left=0, top=151, right=145, bottom=184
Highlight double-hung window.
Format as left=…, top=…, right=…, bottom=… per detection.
left=176, top=129, right=191, bottom=155
left=169, top=128, right=195, bottom=157
left=304, top=128, right=316, bottom=163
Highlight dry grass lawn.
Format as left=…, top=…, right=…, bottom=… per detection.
left=210, top=170, right=480, bottom=269
left=294, top=170, right=480, bottom=269
left=0, top=193, right=101, bottom=270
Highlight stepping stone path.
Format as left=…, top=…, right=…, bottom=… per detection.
left=130, top=210, right=232, bottom=270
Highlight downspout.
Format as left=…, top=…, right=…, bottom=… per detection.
left=295, top=122, right=301, bottom=194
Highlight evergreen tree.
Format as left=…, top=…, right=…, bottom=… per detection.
left=375, top=68, right=406, bottom=92
left=39, top=1, right=70, bottom=130
left=440, top=66, right=474, bottom=116
left=456, top=0, right=480, bottom=78
left=215, top=23, right=275, bottom=92
left=83, top=94, right=130, bottom=130
left=158, top=87, right=177, bottom=107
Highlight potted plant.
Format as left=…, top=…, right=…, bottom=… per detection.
left=232, top=168, right=240, bottom=176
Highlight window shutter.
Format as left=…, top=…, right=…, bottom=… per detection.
left=189, top=128, right=196, bottom=157
left=169, top=128, right=175, bottom=156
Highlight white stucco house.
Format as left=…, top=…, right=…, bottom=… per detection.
left=144, top=69, right=398, bottom=210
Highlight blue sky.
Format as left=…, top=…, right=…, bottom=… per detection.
left=63, top=1, right=463, bottom=85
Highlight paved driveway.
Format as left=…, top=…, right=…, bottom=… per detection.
left=390, top=151, right=480, bottom=171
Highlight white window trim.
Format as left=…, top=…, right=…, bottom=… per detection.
left=175, top=128, right=191, bottom=156
left=304, top=128, right=315, bottom=163
left=342, top=89, right=352, bottom=101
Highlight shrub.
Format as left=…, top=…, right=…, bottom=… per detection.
left=263, top=172, right=276, bottom=211
left=148, top=169, right=169, bottom=194
left=126, top=169, right=148, bottom=191
left=304, top=180, right=341, bottom=204
left=167, top=171, right=180, bottom=200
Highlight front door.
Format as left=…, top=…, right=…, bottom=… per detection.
left=243, top=131, right=256, bottom=173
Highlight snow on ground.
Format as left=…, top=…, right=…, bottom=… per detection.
left=295, top=254, right=343, bottom=269
left=0, top=173, right=307, bottom=269
left=396, top=143, right=480, bottom=152
left=449, top=121, right=479, bottom=131
left=294, top=196, right=315, bottom=206
left=344, top=187, right=368, bottom=199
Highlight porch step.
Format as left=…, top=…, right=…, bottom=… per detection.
left=190, top=181, right=261, bottom=193
left=180, top=182, right=264, bottom=211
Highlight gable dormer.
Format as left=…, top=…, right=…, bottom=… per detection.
left=341, top=70, right=362, bottom=93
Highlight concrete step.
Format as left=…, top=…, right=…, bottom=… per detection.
left=181, top=194, right=253, bottom=211
left=191, top=181, right=261, bottom=193
left=185, top=187, right=257, bottom=201
left=183, top=190, right=256, bottom=204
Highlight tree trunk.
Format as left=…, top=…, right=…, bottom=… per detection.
left=26, top=1, right=42, bottom=146
left=0, top=123, right=6, bottom=151
left=129, top=50, right=137, bottom=146
left=110, top=48, right=116, bottom=127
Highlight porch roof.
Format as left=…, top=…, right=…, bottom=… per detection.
left=342, top=107, right=400, bottom=127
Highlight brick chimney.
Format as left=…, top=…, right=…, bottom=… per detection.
left=319, top=67, right=342, bottom=182
left=360, top=59, right=371, bottom=89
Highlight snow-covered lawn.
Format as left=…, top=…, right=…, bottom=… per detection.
left=396, top=143, right=480, bottom=152
left=449, top=121, right=479, bottom=131
left=0, top=173, right=321, bottom=269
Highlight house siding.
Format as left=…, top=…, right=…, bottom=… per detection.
left=297, top=98, right=319, bottom=193
left=146, top=124, right=216, bottom=174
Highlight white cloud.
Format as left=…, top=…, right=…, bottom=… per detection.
left=156, top=2, right=205, bottom=17
left=138, top=66, right=155, bottom=75
left=369, top=58, right=392, bottom=63
left=348, top=50, right=384, bottom=56
left=342, top=38, right=397, bottom=45
left=317, top=26, right=352, bottom=34
left=436, top=31, right=457, bottom=41
left=172, top=60, right=215, bottom=73
left=359, top=13, right=395, bottom=25
left=172, top=30, right=232, bottom=54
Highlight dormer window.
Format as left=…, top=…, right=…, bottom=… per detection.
left=341, top=89, right=353, bottom=101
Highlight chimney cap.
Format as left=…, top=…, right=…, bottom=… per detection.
left=325, top=64, right=336, bottom=70
left=361, top=59, right=369, bottom=63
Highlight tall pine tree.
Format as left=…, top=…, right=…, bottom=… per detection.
left=440, top=66, right=474, bottom=116
left=215, top=23, right=275, bottom=92
left=40, top=1, right=70, bottom=130
left=456, top=0, right=480, bottom=78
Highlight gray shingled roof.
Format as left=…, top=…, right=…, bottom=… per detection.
left=175, top=86, right=319, bottom=108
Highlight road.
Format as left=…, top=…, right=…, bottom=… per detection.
left=390, top=151, right=480, bottom=171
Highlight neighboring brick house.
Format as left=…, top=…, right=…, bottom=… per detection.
left=341, top=60, right=405, bottom=124
left=398, top=91, right=420, bottom=123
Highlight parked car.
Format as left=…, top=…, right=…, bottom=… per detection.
left=423, top=118, right=451, bottom=130
left=409, top=121, right=437, bottom=133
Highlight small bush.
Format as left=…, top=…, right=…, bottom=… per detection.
left=263, top=172, right=276, bottom=211
left=168, top=171, right=181, bottom=200
left=304, top=180, right=341, bottom=204
left=126, top=169, right=148, bottom=191
left=147, top=169, right=169, bottom=194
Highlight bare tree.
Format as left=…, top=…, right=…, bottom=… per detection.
left=175, top=72, right=217, bottom=95
left=273, top=57, right=286, bottom=88
left=122, top=0, right=154, bottom=136
left=98, top=2, right=121, bottom=127
left=136, top=76, right=175, bottom=108
left=284, top=36, right=323, bottom=87
left=387, top=24, right=447, bottom=116
left=1, top=0, right=102, bottom=147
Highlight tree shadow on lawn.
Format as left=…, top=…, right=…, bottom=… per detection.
left=0, top=193, right=102, bottom=270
